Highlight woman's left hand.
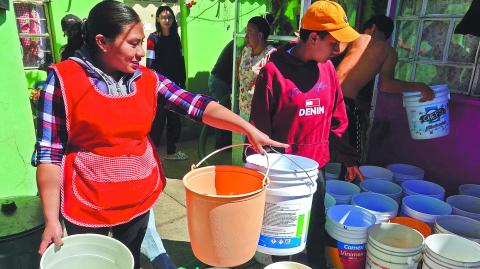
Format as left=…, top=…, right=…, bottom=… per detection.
left=345, top=165, right=365, bottom=182
left=245, top=125, right=289, bottom=154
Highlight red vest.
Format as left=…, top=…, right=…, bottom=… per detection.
left=52, top=60, right=165, bottom=227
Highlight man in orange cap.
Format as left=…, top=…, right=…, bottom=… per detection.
left=250, top=1, right=363, bottom=267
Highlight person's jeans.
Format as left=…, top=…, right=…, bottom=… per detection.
left=305, top=169, right=326, bottom=268
left=141, top=209, right=167, bottom=261
left=208, top=74, right=232, bottom=148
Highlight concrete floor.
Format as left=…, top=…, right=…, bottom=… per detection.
left=143, top=137, right=265, bottom=269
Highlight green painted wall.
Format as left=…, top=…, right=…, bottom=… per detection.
left=0, top=3, right=37, bottom=197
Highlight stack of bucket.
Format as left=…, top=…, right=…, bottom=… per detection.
left=386, top=163, right=425, bottom=184
left=402, top=84, right=451, bottom=140
left=459, top=184, right=480, bottom=198
left=359, top=165, right=394, bottom=181
left=245, top=153, right=318, bottom=256
left=325, top=180, right=360, bottom=205
left=365, top=223, right=424, bottom=269
left=402, top=180, right=445, bottom=200
left=325, top=205, right=376, bottom=268
left=401, top=195, right=452, bottom=226
left=434, top=215, right=480, bottom=243
left=422, top=234, right=480, bottom=268
left=351, top=192, right=398, bottom=223
left=360, top=179, right=403, bottom=203
left=446, top=195, right=480, bottom=220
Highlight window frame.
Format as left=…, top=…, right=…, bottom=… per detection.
left=394, top=0, right=480, bottom=96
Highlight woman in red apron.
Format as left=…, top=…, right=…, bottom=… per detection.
left=33, top=2, right=286, bottom=268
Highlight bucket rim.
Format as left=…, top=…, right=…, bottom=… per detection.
left=424, top=234, right=480, bottom=264
left=182, top=165, right=269, bottom=199
left=246, top=153, right=319, bottom=173
left=40, top=233, right=134, bottom=267
left=402, top=84, right=449, bottom=97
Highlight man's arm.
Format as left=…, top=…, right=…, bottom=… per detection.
left=379, top=48, right=434, bottom=102
left=336, top=34, right=371, bottom=85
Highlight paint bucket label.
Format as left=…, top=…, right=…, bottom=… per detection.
left=258, top=201, right=310, bottom=249
left=326, top=232, right=366, bottom=269
left=405, top=102, right=449, bottom=139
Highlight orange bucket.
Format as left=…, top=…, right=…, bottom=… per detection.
left=183, top=144, right=269, bottom=267
left=388, top=217, right=432, bottom=238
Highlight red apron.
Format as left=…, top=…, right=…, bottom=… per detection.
left=52, top=60, right=165, bottom=227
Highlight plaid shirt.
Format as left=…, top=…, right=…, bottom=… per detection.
left=33, top=52, right=214, bottom=166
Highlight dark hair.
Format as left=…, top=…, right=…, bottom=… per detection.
left=248, top=16, right=271, bottom=41
left=155, top=6, right=179, bottom=36
left=61, top=14, right=81, bottom=35
left=299, top=29, right=329, bottom=42
left=61, top=14, right=82, bottom=60
left=65, top=0, right=140, bottom=58
left=362, top=15, right=394, bottom=39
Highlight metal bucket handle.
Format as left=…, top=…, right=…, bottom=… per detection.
left=192, top=143, right=270, bottom=187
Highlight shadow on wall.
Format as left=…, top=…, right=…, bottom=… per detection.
left=187, top=71, right=210, bottom=94
left=0, top=10, right=6, bottom=25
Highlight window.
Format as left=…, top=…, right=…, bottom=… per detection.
left=394, top=0, right=480, bottom=96
left=13, top=0, right=54, bottom=70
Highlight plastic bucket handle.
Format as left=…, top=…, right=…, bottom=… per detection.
left=265, top=147, right=316, bottom=188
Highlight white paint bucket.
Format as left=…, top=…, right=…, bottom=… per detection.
left=360, top=179, right=403, bottom=203
left=359, top=165, right=394, bottom=181
left=351, top=192, right=398, bottom=223
left=446, top=195, right=480, bottom=221
left=402, top=180, right=445, bottom=200
left=257, top=182, right=317, bottom=255
left=422, top=234, right=480, bottom=268
left=402, top=84, right=450, bottom=140
left=326, top=180, right=361, bottom=205
left=434, top=215, right=480, bottom=243
left=401, top=195, right=452, bottom=225
left=246, top=153, right=319, bottom=174
left=325, top=205, right=376, bottom=269
left=386, top=163, right=425, bottom=184
left=366, top=223, right=424, bottom=269
left=40, top=234, right=133, bottom=269
left=264, top=261, right=311, bottom=269
left=459, top=184, right=480, bottom=198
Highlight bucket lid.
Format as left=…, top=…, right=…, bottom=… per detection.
left=0, top=196, right=44, bottom=239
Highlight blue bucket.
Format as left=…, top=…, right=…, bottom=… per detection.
left=459, top=184, right=480, bottom=198
left=325, top=193, right=336, bottom=211
left=401, top=195, right=452, bottom=225
left=402, top=180, right=445, bottom=200
left=446, top=195, right=480, bottom=221
left=360, top=179, right=402, bottom=202
left=386, top=163, right=424, bottom=183
left=326, top=180, right=360, bottom=205
left=351, top=192, right=398, bottom=223
left=359, top=166, right=394, bottom=181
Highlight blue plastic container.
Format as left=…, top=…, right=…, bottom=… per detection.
left=402, top=180, right=445, bottom=200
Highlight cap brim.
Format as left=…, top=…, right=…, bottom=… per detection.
left=329, top=26, right=360, bottom=43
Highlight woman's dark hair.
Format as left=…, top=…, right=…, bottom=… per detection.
left=155, top=6, right=179, bottom=38
left=248, top=16, right=271, bottom=41
left=60, top=14, right=82, bottom=60
left=64, top=0, right=140, bottom=58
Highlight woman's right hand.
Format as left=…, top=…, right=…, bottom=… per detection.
left=38, top=219, right=63, bottom=255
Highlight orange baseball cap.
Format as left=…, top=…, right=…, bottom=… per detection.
left=301, top=0, right=359, bottom=43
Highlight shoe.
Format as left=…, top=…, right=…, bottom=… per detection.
left=151, top=253, right=177, bottom=269
left=164, top=151, right=189, bottom=160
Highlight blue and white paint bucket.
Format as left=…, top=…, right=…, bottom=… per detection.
left=351, top=192, right=398, bottom=223
left=459, top=184, right=480, bottom=198
left=446, top=195, right=480, bottom=221
left=402, top=85, right=450, bottom=140
left=422, top=234, right=480, bottom=268
left=326, top=180, right=360, bottom=205
left=402, top=180, right=445, bottom=200
left=386, top=163, right=425, bottom=184
left=359, top=165, right=394, bottom=181
left=401, top=195, right=452, bottom=225
left=434, top=215, right=480, bottom=243
left=360, top=179, right=403, bottom=203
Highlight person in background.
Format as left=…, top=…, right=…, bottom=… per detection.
left=147, top=6, right=188, bottom=160
left=33, top=2, right=287, bottom=269
left=335, top=15, right=434, bottom=158
left=249, top=1, right=363, bottom=267
left=238, top=16, right=276, bottom=121
left=208, top=40, right=234, bottom=149
left=60, top=14, right=82, bottom=61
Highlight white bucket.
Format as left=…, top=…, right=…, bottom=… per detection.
left=246, top=153, right=319, bottom=173
left=434, top=215, right=480, bottom=243
left=386, top=163, right=425, bottom=184
left=40, top=234, right=134, bottom=269
left=422, top=234, right=480, bottom=268
left=325, top=205, right=376, bottom=269
left=359, top=165, right=394, bottom=181
left=257, top=183, right=317, bottom=256
left=325, top=162, right=342, bottom=180
left=351, top=192, right=398, bottom=223
left=402, top=84, right=450, bottom=140
left=401, top=195, right=452, bottom=225
left=459, top=184, right=480, bottom=198
left=402, top=180, right=445, bottom=200
left=446, top=195, right=480, bottom=221
left=326, top=180, right=361, bottom=205
left=264, top=261, right=311, bottom=269
left=360, top=179, right=403, bottom=203
left=366, top=223, right=424, bottom=269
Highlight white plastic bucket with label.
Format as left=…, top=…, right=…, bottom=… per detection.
left=366, top=223, right=424, bottom=269
left=422, top=234, right=480, bottom=268
left=402, top=85, right=450, bottom=140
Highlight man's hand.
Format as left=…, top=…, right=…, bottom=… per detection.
left=345, top=166, right=365, bottom=182
left=418, top=83, right=435, bottom=102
